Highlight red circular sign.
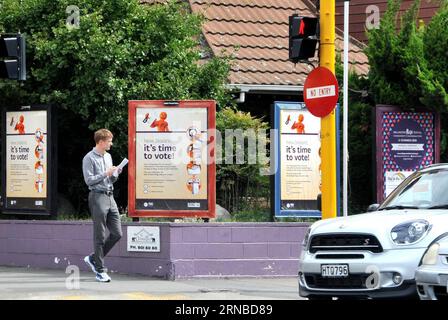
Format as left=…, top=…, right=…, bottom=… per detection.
left=303, top=66, right=339, bottom=118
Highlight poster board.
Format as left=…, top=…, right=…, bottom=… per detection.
left=128, top=100, right=216, bottom=218
left=375, top=105, right=440, bottom=203
left=1, top=105, right=57, bottom=216
left=273, top=102, right=322, bottom=218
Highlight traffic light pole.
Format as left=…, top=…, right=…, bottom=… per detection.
left=319, top=0, right=337, bottom=219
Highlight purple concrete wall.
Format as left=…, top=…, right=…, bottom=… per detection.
left=169, top=223, right=309, bottom=278
left=0, top=220, right=310, bottom=279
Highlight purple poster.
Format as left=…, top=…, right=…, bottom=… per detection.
left=376, top=106, right=440, bottom=203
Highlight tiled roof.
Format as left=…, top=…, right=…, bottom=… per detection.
left=190, top=0, right=369, bottom=88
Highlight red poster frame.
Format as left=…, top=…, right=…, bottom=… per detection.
left=128, top=100, right=216, bottom=218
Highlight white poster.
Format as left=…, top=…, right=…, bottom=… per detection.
left=127, top=226, right=160, bottom=252
left=384, top=171, right=413, bottom=198
left=5, top=110, right=47, bottom=209
left=280, top=109, right=321, bottom=204
left=135, top=107, right=209, bottom=210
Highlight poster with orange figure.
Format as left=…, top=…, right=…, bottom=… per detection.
left=275, top=102, right=321, bottom=217
left=128, top=100, right=216, bottom=218
left=5, top=110, right=48, bottom=209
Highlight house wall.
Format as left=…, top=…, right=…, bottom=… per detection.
left=335, top=0, right=441, bottom=43
left=0, top=220, right=310, bottom=279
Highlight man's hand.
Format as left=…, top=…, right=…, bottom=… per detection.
left=106, top=166, right=117, bottom=177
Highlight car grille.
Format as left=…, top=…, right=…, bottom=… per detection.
left=309, top=233, right=383, bottom=253
left=305, top=274, right=370, bottom=289
left=315, top=254, right=364, bottom=259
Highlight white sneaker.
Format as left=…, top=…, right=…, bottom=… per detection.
left=95, top=272, right=111, bottom=283
left=83, top=255, right=96, bottom=273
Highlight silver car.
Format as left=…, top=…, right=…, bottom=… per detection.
left=298, top=164, right=448, bottom=300
left=415, top=234, right=448, bottom=300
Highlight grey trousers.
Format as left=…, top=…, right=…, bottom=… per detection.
left=88, top=191, right=122, bottom=273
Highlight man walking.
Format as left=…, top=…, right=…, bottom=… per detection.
left=82, top=129, right=122, bottom=282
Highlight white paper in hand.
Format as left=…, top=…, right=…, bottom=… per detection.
left=113, top=158, right=129, bottom=177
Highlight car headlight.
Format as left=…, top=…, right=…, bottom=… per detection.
left=390, top=220, right=431, bottom=245
left=421, top=243, right=440, bottom=265
left=302, top=228, right=311, bottom=249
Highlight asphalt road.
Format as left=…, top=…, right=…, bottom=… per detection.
left=0, top=266, right=304, bottom=300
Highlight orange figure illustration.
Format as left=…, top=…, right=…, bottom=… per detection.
left=187, top=126, right=205, bottom=143
left=187, top=161, right=201, bottom=175
left=291, top=114, right=305, bottom=134
left=187, top=144, right=194, bottom=158
left=150, top=112, right=170, bottom=132
left=35, top=161, right=44, bottom=174
left=35, top=178, right=44, bottom=193
left=35, top=128, right=44, bottom=143
left=187, top=175, right=201, bottom=195
left=187, top=142, right=202, bottom=158
left=14, top=115, right=25, bottom=134
left=35, top=144, right=44, bottom=159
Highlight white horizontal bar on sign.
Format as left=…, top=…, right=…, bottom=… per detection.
left=391, top=144, right=424, bottom=151
left=306, top=85, right=336, bottom=99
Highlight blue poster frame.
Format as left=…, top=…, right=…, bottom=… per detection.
left=273, top=101, right=340, bottom=219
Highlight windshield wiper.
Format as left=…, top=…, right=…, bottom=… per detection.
left=379, top=205, right=419, bottom=211
left=427, top=205, right=448, bottom=209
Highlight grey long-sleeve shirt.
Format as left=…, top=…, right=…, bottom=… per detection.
left=82, top=148, right=118, bottom=191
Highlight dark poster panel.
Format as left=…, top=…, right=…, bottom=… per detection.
left=128, top=100, right=216, bottom=218
left=375, top=105, right=440, bottom=203
left=1, top=105, right=57, bottom=216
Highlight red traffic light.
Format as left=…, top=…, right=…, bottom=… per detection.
left=289, top=15, right=318, bottom=62
left=289, top=15, right=318, bottom=39
left=299, top=20, right=305, bottom=36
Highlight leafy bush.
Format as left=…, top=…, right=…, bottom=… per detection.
left=216, top=107, right=271, bottom=215
left=0, top=0, right=232, bottom=216
left=346, top=0, right=448, bottom=214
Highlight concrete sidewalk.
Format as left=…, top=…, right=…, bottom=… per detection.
left=0, top=266, right=304, bottom=300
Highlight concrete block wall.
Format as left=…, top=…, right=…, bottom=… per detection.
left=0, top=220, right=310, bottom=279
left=169, top=223, right=309, bottom=278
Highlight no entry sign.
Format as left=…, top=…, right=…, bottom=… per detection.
left=303, top=66, right=339, bottom=118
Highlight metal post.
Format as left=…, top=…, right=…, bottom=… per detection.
left=343, top=1, right=349, bottom=217
left=320, top=0, right=337, bottom=219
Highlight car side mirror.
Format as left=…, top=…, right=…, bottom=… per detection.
left=367, top=203, right=380, bottom=212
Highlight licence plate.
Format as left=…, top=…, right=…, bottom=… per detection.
left=321, top=264, right=349, bottom=278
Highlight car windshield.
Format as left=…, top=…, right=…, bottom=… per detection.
left=379, top=169, right=448, bottom=210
